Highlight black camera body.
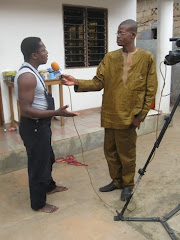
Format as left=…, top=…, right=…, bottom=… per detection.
left=164, top=38, right=180, bottom=65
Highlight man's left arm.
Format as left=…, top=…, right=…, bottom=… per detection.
left=134, top=55, right=158, bottom=127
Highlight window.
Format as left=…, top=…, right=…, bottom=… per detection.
left=152, top=28, right=157, bottom=39
left=63, top=6, right=107, bottom=67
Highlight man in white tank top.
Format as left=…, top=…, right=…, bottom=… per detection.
left=15, top=37, right=79, bottom=213
left=14, top=61, right=48, bottom=111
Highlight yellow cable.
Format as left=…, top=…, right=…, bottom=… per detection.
left=67, top=86, right=115, bottom=209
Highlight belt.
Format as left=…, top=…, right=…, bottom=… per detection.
left=21, top=116, right=51, bottom=123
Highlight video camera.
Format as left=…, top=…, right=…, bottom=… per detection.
left=164, top=37, right=180, bottom=65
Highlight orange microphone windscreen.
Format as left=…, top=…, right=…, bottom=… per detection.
left=51, top=62, right=60, bottom=71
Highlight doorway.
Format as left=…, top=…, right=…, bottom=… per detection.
left=0, top=85, right=4, bottom=126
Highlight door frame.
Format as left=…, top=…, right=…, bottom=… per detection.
left=0, top=85, right=5, bottom=126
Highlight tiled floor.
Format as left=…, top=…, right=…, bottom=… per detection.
left=0, top=107, right=102, bottom=154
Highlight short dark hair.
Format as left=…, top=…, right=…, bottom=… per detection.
left=21, top=37, right=42, bottom=61
left=120, top=19, right=138, bottom=33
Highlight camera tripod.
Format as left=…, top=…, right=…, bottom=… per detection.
left=114, top=93, right=180, bottom=240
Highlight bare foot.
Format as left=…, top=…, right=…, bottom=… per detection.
left=38, top=203, right=59, bottom=213
left=47, top=186, right=68, bottom=194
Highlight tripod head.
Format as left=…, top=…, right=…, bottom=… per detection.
left=164, top=37, right=180, bottom=65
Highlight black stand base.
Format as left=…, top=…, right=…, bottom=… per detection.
left=115, top=204, right=180, bottom=240
left=114, top=93, right=180, bottom=240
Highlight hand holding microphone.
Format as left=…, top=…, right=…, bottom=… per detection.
left=61, top=74, right=79, bottom=86
left=51, top=62, right=78, bottom=86
left=51, top=62, right=79, bottom=116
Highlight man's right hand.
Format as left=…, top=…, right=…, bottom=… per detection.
left=56, top=105, right=79, bottom=117
left=61, top=74, right=78, bottom=86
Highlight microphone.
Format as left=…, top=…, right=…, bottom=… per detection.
left=51, top=62, right=63, bottom=78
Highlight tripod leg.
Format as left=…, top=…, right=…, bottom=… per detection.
left=163, top=204, right=180, bottom=221
left=115, top=93, right=180, bottom=220
left=160, top=220, right=179, bottom=240
left=159, top=204, right=180, bottom=240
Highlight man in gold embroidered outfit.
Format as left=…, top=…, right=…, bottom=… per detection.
left=62, top=19, right=158, bottom=201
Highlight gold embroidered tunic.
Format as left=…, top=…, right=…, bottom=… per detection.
left=76, top=48, right=158, bottom=129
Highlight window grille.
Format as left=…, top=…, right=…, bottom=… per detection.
left=63, top=6, right=107, bottom=67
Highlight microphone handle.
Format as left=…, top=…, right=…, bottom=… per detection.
left=54, top=70, right=63, bottom=78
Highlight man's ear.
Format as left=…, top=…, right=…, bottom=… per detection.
left=133, top=32, right=137, bottom=38
left=132, top=32, right=136, bottom=39
left=31, top=53, right=38, bottom=60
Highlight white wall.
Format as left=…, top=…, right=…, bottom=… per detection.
left=156, top=0, right=173, bottom=113
left=0, top=0, right=136, bottom=123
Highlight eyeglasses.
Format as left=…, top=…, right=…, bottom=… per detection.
left=116, top=31, right=126, bottom=36
left=116, top=31, right=134, bottom=36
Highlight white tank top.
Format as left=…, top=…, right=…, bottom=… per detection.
left=14, top=62, right=48, bottom=110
